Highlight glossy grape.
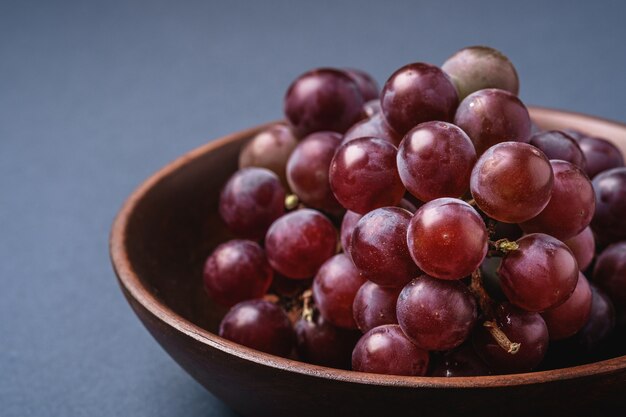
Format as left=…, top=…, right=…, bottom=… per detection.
left=353, top=281, right=402, bottom=333
left=312, top=253, right=366, bottom=329
left=591, top=167, right=626, bottom=244
left=575, top=285, right=616, bottom=351
left=329, top=137, right=405, bottom=214
left=238, top=123, right=298, bottom=186
left=431, top=344, right=490, bottom=377
left=343, top=68, right=379, bottom=101
left=265, top=209, right=337, bottom=279
left=350, top=207, right=420, bottom=287
left=520, top=160, right=595, bottom=240
left=593, top=241, right=626, bottom=310
left=219, top=167, right=286, bottom=239
left=294, top=315, right=360, bottom=369
left=341, top=113, right=402, bottom=146
left=203, top=240, right=273, bottom=307
left=363, top=99, right=381, bottom=117
left=541, top=273, right=593, bottom=340
left=472, top=303, right=549, bottom=373
left=563, top=226, right=596, bottom=271
left=286, top=131, right=343, bottom=213
left=397, top=275, right=477, bottom=351
left=578, top=136, right=624, bottom=179
left=339, top=210, right=362, bottom=254
left=219, top=299, right=294, bottom=357
left=470, top=142, right=554, bottom=223
left=397, top=121, right=477, bottom=202
left=528, top=130, right=586, bottom=169
left=284, top=68, right=364, bottom=137
left=407, top=198, right=488, bottom=280
left=454, top=89, right=531, bottom=155
left=442, top=46, right=519, bottom=101
left=352, top=325, right=429, bottom=376
left=381, top=62, right=458, bottom=135
left=498, top=233, right=578, bottom=312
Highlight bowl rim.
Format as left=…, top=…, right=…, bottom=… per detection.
left=110, top=107, right=626, bottom=389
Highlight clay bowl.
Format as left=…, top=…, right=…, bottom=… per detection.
left=110, top=107, right=626, bottom=417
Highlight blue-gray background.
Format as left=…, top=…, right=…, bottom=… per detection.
left=1, top=0, right=625, bottom=415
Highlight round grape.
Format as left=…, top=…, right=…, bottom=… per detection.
left=528, top=130, right=586, bottom=169
left=591, top=167, right=626, bottom=244
left=563, top=226, right=596, bottom=271
left=431, top=344, right=490, bottom=377
left=593, top=241, right=626, bottom=310
left=353, top=281, right=402, bottom=333
left=343, top=68, right=379, bottom=101
left=575, top=285, right=616, bottom=351
left=578, top=136, right=624, bottom=179
left=541, top=272, right=593, bottom=340
left=341, top=113, right=402, bottom=146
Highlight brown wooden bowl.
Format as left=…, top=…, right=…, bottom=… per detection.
left=110, top=107, right=626, bottom=417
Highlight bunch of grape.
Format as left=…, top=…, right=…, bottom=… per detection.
left=203, top=46, right=626, bottom=376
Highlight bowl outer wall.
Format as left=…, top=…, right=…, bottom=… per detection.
left=110, top=109, right=626, bottom=417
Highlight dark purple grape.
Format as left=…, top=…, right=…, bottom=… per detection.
left=286, top=131, right=343, bottom=213
left=575, top=285, right=616, bottom=351
left=219, top=299, right=294, bottom=357
left=312, top=253, right=365, bottom=329
left=470, top=142, right=554, bottom=223
left=350, top=207, right=420, bottom=287
left=528, top=130, right=586, bottom=169
left=265, top=209, right=337, bottom=279
left=520, top=160, right=595, bottom=240
left=397, top=121, right=477, bottom=202
left=498, top=233, right=578, bottom=312
left=564, top=226, right=596, bottom=271
left=294, top=314, right=361, bottom=369
left=203, top=240, right=273, bottom=307
left=472, top=303, right=549, bottom=373
left=593, top=241, right=626, bottom=310
left=219, top=167, right=286, bottom=239
left=352, top=325, right=429, bottom=376
left=407, top=198, right=488, bottom=280
left=284, top=68, right=364, bottom=137
left=341, top=113, right=402, bottom=146
left=541, top=273, right=593, bottom=340
left=343, top=68, right=379, bottom=101
left=442, top=46, right=519, bottom=101
left=381, top=62, right=458, bottom=135
left=238, top=123, right=298, bottom=186
left=454, top=89, right=531, bottom=155
left=363, top=99, right=381, bottom=117
left=353, top=281, right=402, bottom=333
left=562, top=128, right=588, bottom=141
left=591, top=167, right=626, bottom=244
left=578, top=136, right=624, bottom=179
left=431, top=344, right=490, bottom=377
left=329, top=137, right=405, bottom=214
left=397, top=275, right=477, bottom=351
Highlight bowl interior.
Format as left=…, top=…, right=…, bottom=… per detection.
left=116, top=109, right=626, bottom=377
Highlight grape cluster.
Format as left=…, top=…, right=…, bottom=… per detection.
left=205, top=45, right=626, bottom=376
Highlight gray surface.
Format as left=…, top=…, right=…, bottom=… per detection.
left=1, top=0, right=625, bottom=416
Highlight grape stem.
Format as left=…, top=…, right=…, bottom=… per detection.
left=301, top=289, right=314, bottom=322
left=491, top=238, right=519, bottom=253
left=465, top=198, right=476, bottom=206
left=285, top=194, right=300, bottom=210
left=470, top=269, right=494, bottom=318
left=483, top=321, right=521, bottom=354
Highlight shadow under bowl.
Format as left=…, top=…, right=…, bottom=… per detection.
left=110, top=107, right=626, bottom=417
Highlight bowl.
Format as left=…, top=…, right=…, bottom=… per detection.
left=110, top=107, right=626, bottom=417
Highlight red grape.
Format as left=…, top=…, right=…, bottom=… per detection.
left=219, top=299, right=294, bottom=357
left=339, top=210, right=362, bottom=254
left=591, top=167, right=626, bottom=244
left=219, top=167, right=286, bottom=239
left=284, top=68, right=364, bottom=137
left=352, top=281, right=402, bottom=333
left=352, top=325, right=429, bottom=376
left=341, top=113, right=402, bottom=146
left=454, top=88, right=531, bottom=155
left=472, top=303, right=549, bottom=373
left=343, top=68, right=379, bottom=101
left=563, top=226, right=596, bottom=271
left=407, top=198, right=488, bottom=280
left=397, top=275, right=477, bottom=351
left=578, top=136, right=624, bottom=179
left=286, top=131, right=343, bottom=213
left=593, top=241, right=626, bottom=310
left=312, top=253, right=366, bottom=329
left=528, top=130, right=586, bottom=169
left=470, top=142, right=554, bottom=223
left=265, top=209, right=337, bottom=279
left=381, top=62, right=458, bottom=135
left=363, top=99, right=381, bottom=117
left=350, top=207, right=420, bottom=287
left=431, top=344, right=490, bottom=377
left=541, top=273, right=593, bottom=340
left=203, top=240, right=273, bottom=307
left=575, top=285, right=616, bottom=351
left=294, top=315, right=360, bottom=369
left=397, top=121, right=477, bottom=202
left=498, top=233, right=579, bottom=312
left=520, top=160, right=595, bottom=240
left=329, top=137, right=405, bottom=214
